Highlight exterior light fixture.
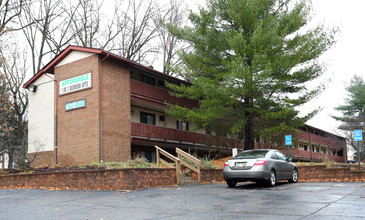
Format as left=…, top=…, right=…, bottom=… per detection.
left=28, top=84, right=37, bottom=92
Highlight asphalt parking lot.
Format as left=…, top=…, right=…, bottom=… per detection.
left=0, top=182, right=364, bottom=220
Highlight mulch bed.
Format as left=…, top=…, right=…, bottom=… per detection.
left=3, top=165, right=108, bottom=175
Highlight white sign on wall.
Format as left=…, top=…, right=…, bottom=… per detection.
left=59, top=73, right=91, bottom=95
left=65, top=99, right=86, bottom=111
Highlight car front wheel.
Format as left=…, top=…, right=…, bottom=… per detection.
left=288, top=169, right=298, bottom=183
left=226, top=180, right=237, bottom=188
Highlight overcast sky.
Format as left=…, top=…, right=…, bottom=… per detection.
left=302, top=0, right=365, bottom=134
left=189, top=0, right=365, bottom=135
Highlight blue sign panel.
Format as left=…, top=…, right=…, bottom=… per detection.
left=285, top=135, right=292, bottom=145
left=354, top=130, right=362, bottom=141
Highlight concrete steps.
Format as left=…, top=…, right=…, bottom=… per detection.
left=179, top=172, right=200, bottom=185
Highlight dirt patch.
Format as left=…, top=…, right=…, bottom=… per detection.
left=3, top=165, right=109, bottom=175
left=212, top=156, right=232, bottom=169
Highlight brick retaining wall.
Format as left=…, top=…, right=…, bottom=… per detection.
left=0, top=168, right=176, bottom=190
left=298, top=165, right=365, bottom=182
left=0, top=166, right=364, bottom=191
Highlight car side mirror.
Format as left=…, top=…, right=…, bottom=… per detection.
left=288, top=158, right=292, bottom=162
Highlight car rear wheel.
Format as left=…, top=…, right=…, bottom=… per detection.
left=267, top=170, right=276, bottom=187
left=288, top=169, right=298, bottom=183
left=226, top=180, right=237, bottom=188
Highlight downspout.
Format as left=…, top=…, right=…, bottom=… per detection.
left=51, top=73, right=58, bottom=165
left=309, top=131, right=312, bottom=161
left=99, top=54, right=109, bottom=163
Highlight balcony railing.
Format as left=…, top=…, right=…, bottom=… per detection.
left=130, top=80, right=198, bottom=109
left=281, top=149, right=345, bottom=162
left=131, top=122, right=209, bottom=144
left=131, top=122, right=245, bottom=149
left=296, top=130, right=345, bottom=148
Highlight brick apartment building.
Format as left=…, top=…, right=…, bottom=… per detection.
left=23, top=46, right=347, bottom=166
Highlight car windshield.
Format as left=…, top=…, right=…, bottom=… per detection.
left=234, top=150, right=269, bottom=159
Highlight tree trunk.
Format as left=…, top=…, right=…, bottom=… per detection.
left=7, top=150, right=14, bottom=169
left=244, top=97, right=255, bottom=150
left=244, top=115, right=254, bottom=150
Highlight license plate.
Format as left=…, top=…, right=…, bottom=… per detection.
left=236, top=162, right=246, bottom=168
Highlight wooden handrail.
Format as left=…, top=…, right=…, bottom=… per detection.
left=155, top=146, right=181, bottom=184
left=155, top=146, right=202, bottom=185
left=155, top=146, right=180, bottom=164
left=176, top=148, right=201, bottom=183
left=176, top=148, right=200, bottom=164
left=0, top=151, right=5, bottom=173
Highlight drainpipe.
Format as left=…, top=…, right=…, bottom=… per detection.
left=99, top=54, right=109, bottom=163
left=50, top=73, right=58, bottom=165
left=309, top=132, right=312, bottom=161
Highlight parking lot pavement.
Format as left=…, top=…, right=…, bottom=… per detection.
left=0, top=182, right=364, bottom=220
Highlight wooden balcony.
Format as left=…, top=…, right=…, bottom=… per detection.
left=296, top=130, right=345, bottom=147
left=281, top=149, right=345, bottom=162
left=131, top=122, right=245, bottom=149
left=131, top=122, right=209, bottom=144
left=130, top=80, right=198, bottom=109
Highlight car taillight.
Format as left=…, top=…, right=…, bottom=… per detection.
left=254, top=159, right=266, bottom=166
left=224, top=161, right=229, bottom=166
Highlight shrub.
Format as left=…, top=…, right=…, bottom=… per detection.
left=199, top=155, right=217, bottom=169
left=128, top=154, right=152, bottom=168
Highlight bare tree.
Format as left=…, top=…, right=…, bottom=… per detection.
left=67, top=0, right=120, bottom=50
left=0, top=37, right=28, bottom=168
left=156, top=0, right=187, bottom=75
left=19, top=0, right=75, bottom=75
left=0, top=0, right=24, bottom=37
left=112, top=0, right=160, bottom=64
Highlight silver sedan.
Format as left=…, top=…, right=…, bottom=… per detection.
left=223, top=149, right=298, bottom=187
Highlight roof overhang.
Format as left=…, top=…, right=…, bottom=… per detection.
left=23, top=45, right=188, bottom=89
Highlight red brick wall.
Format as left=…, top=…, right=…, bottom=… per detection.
left=0, top=169, right=176, bottom=190
left=200, top=167, right=365, bottom=183
left=298, top=165, right=365, bottom=182
left=0, top=167, right=364, bottom=191
left=55, top=54, right=100, bottom=165
left=200, top=169, right=224, bottom=183
left=101, top=59, right=131, bottom=162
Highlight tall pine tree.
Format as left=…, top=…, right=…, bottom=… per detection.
left=333, top=75, right=365, bottom=161
left=167, top=0, right=336, bottom=150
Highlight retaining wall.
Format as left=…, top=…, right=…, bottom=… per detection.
left=0, top=166, right=364, bottom=191
left=0, top=168, right=176, bottom=190
left=298, top=165, right=365, bottom=182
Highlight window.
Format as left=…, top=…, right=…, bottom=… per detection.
left=158, top=80, right=165, bottom=87
left=139, top=74, right=155, bottom=85
left=322, top=149, right=327, bottom=154
left=182, top=121, right=189, bottom=131
left=159, top=115, right=165, bottom=121
left=235, top=150, right=269, bottom=159
left=270, top=153, right=278, bottom=160
left=275, top=152, right=287, bottom=161
left=332, top=150, right=336, bottom=156
left=140, top=112, right=155, bottom=125
left=316, top=147, right=320, bottom=153
left=140, top=151, right=156, bottom=163
left=176, top=120, right=189, bottom=131
left=304, top=145, right=308, bottom=151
